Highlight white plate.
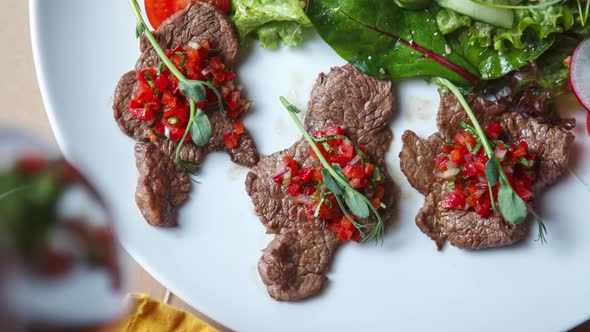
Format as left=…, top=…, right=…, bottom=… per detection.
left=30, top=1, right=590, bottom=331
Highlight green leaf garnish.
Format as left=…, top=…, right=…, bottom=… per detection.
left=190, top=108, right=212, bottom=147
left=179, top=80, right=207, bottom=103
left=497, top=177, right=528, bottom=224
left=343, top=188, right=370, bottom=218
left=135, top=21, right=145, bottom=39
left=485, top=157, right=500, bottom=215
left=322, top=169, right=343, bottom=195
left=485, top=157, right=499, bottom=185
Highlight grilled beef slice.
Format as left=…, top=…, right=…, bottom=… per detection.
left=113, top=1, right=258, bottom=227
left=400, top=92, right=574, bottom=250
left=245, top=65, right=396, bottom=301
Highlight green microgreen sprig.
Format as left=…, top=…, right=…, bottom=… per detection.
left=577, top=0, right=590, bottom=26
left=436, top=78, right=547, bottom=244
left=128, top=0, right=224, bottom=174
left=280, top=97, right=384, bottom=242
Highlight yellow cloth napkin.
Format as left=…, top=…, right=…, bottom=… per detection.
left=120, top=294, right=217, bottom=332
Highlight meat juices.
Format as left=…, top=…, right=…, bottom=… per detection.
left=400, top=92, right=574, bottom=250
left=246, top=65, right=397, bottom=301
left=113, top=1, right=258, bottom=227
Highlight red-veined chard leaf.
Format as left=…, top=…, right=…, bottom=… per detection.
left=308, top=0, right=480, bottom=85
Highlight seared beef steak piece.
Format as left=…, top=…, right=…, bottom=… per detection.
left=134, top=140, right=202, bottom=227
left=305, top=64, right=395, bottom=162
left=113, top=1, right=258, bottom=227
left=400, top=92, right=574, bottom=250
left=246, top=65, right=396, bottom=301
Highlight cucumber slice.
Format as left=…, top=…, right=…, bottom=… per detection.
left=435, top=0, right=514, bottom=29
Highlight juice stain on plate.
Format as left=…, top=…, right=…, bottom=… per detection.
left=403, top=97, right=434, bottom=122
left=275, top=113, right=303, bottom=144
left=227, top=164, right=249, bottom=181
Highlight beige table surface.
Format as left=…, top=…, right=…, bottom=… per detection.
left=0, top=1, right=228, bottom=330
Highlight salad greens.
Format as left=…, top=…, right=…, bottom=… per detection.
left=308, top=0, right=589, bottom=84
left=232, top=0, right=312, bottom=48
left=436, top=0, right=515, bottom=28
left=308, top=0, right=480, bottom=84
left=439, top=1, right=579, bottom=79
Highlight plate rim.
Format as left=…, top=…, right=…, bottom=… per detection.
left=28, top=1, right=590, bottom=330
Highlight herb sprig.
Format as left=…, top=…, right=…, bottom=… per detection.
left=436, top=78, right=547, bottom=243
left=280, top=97, right=384, bottom=242
left=128, top=0, right=224, bottom=174
left=577, top=0, right=590, bottom=27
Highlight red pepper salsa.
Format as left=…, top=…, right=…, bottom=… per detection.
left=272, top=125, right=385, bottom=242
left=128, top=40, right=248, bottom=147
left=435, top=123, right=536, bottom=217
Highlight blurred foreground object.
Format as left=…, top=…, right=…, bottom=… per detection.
left=119, top=294, right=216, bottom=332
left=0, top=131, right=125, bottom=331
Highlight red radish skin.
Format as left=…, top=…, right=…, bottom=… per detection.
left=569, top=38, right=590, bottom=113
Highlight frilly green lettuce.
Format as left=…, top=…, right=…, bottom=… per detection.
left=231, top=0, right=312, bottom=48
left=436, top=8, right=472, bottom=34
left=494, top=5, right=574, bottom=50
left=435, top=1, right=584, bottom=79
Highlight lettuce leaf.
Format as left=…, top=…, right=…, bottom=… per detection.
left=494, top=5, right=574, bottom=50
left=446, top=27, right=554, bottom=79
left=255, top=21, right=305, bottom=48
left=231, top=0, right=312, bottom=48
left=436, top=9, right=472, bottom=34
left=436, top=1, right=579, bottom=79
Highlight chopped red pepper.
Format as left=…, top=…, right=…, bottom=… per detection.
left=450, top=147, right=467, bottom=164
left=485, top=123, right=503, bottom=140
left=223, top=132, right=239, bottom=149
left=272, top=126, right=386, bottom=242
left=511, top=141, right=528, bottom=159
left=441, top=192, right=465, bottom=209
left=435, top=123, right=536, bottom=218
left=129, top=42, right=249, bottom=142
left=234, top=121, right=245, bottom=135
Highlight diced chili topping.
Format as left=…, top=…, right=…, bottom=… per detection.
left=128, top=41, right=248, bottom=146
left=435, top=123, right=537, bottom=218
left=271, top=125, right=385, bottom=242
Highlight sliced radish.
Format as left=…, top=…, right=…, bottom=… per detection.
left=587, top=111, right=590, bottom=137
left=570, top=38, right=590, bottom=113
